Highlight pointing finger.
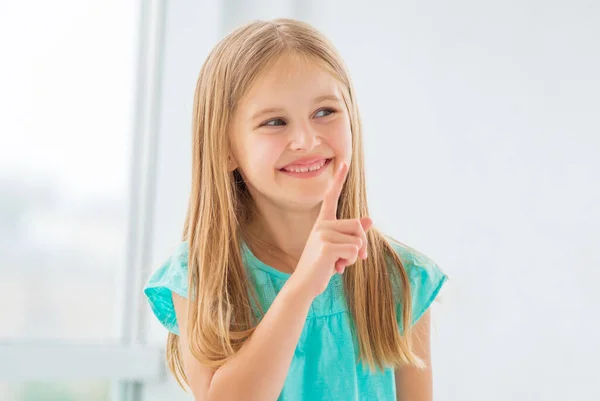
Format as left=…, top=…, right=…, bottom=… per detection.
left=318, top=161, right=348, bottom=221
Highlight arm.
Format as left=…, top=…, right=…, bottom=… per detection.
left=394, top=309, right=433, bottom=401
left=171, top=292, right=216, bottom=399
left=172, top=276, right=313, bottom=401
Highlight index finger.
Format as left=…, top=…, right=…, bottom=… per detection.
left=318, top=161, right=348, bottom=220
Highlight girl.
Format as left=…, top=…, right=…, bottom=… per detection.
left=144, top=18, right=448, bottom=401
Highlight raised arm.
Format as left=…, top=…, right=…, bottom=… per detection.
left=172, top=278, right=313, bottom=401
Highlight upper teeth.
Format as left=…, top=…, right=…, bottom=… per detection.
left=283, top=159, right=327, bottom=173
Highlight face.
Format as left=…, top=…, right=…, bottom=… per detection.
left=229, top=54, right=353, bottom=211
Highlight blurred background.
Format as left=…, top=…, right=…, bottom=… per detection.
left=0, top=0, right=598, bottom=400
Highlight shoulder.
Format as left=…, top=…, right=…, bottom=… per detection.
left=145, top=241, right=189, bottom=296
left=143, top=241, right=190, bottom=334
left=384, top=235, right=448, bottom=326
left=386, top=236, right=442, bottom=274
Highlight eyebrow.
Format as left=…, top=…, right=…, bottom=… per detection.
left=250, top=94, right=342, bottom=121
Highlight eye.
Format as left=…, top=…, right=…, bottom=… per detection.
left=314, top=108, right=335, bottom=118
left=262, top=118, right=286, bottom=127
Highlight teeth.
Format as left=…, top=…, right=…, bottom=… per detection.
left=283, top=159, right=327, bottom=173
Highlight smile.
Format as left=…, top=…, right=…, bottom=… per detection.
left=279, top=158, right=332, bottom=178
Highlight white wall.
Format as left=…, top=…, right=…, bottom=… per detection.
left=144, top=1, right=600, bottom=400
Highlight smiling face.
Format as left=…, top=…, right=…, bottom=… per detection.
left=228, top=53, right=353, bottom=211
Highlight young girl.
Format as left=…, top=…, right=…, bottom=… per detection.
left=144, top=18, right=448, bottom=401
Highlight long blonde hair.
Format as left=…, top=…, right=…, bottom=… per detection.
left=167, top=18, right=423, bottom=388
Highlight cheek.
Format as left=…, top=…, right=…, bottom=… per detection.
left=324, top=118, right=352, bottom=156
left=247, top=136, right=287, bottom=171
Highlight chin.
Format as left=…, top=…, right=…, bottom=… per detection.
left=280, top=191, right=326, bottom=211
left=293, top=192, right=325, bottom=204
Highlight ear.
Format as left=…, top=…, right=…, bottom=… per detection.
left=228, top=153, right=239, bottom=172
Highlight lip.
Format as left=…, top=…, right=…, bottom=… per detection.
left=281, top=156, right=331, bottom=169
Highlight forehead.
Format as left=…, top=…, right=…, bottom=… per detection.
left=240, top=54, right=343, bottom=110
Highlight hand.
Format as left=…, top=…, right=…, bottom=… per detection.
left=290, top=161, right=373, bottom=300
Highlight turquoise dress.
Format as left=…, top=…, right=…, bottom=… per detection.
left=144, top=239, right=447, bottom=400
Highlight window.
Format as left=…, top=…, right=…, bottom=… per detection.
left=0, top=1, right=164, bottom=400
left=0, top=0, right=137, bottom=342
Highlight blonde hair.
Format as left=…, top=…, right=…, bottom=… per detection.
left=167, top=18, right=423, bottom=388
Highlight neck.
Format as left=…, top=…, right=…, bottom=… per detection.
left=245, top=195, right=321, bottom=272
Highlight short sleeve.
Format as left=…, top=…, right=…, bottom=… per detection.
left=389, top=239, right=448, bottom=328
left=143, top=241, right=189, bottom=335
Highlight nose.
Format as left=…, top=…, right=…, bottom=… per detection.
left=289, top=121, right=321, bottom=151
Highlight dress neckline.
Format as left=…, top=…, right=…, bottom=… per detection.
left=241, top=241, right=294, bottom=280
